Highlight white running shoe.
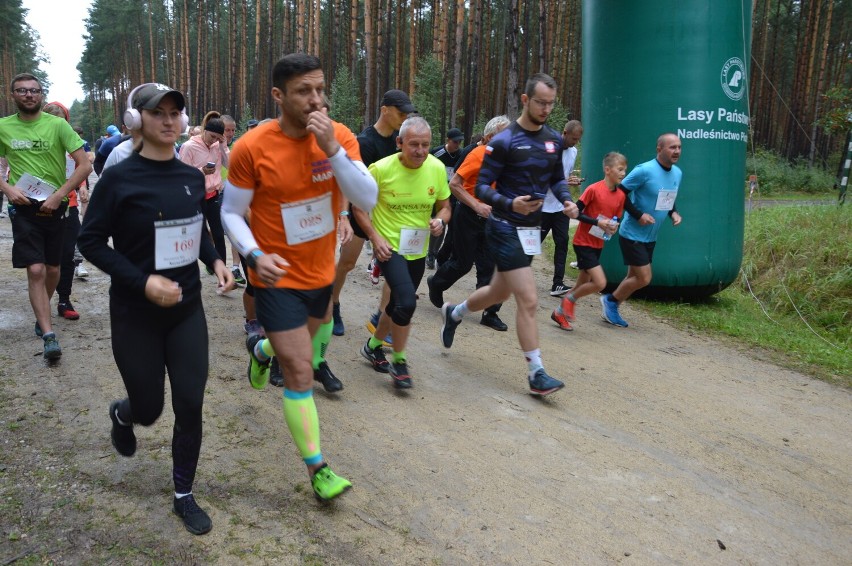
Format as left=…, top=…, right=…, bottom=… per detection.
left=75, top=264, right=89, bottom=278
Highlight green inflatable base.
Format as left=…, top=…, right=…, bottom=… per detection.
left=602, top=281, right=734, bottom=302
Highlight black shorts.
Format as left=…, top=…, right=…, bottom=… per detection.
left=254, top=285, right=332, bottom=332
left=618, top=235, right=656, bottom=267
left=10, top=208, right=65, bottom=268
left=572, top=244, right=603, bottom=270
left=349, top=203, right=368, bottom=240
left=485, top=217, right=534, bottom=272
left=238, top=253, right=254, bottom=297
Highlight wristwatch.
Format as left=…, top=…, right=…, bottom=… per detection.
left=246, top=248, right=264, bottom=269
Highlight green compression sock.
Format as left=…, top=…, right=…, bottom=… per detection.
left=258, top=338, right=274, bottom=360
left=282, top=388, right=322, bottom=466
left=391, top=350, right=406, bottom=363
left=312, top=321, right=333, bottom=370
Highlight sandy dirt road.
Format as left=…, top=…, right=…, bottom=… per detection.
left=0, top=217, right=849, bottom=565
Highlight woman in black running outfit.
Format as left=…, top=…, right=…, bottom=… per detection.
left=78, top=83, right=234, bottom=535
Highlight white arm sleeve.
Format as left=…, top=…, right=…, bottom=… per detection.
left=221, top=181, right=259, bottom=256
left=328, top=147, right=378, bottom=212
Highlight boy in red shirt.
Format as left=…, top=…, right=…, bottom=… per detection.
left=552, top=152, right=627, bottom=330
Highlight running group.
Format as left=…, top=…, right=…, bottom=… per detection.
left=0, top=55, right=682, bottom=534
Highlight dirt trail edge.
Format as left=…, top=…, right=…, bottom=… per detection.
left=1, top=219, right=850, bottom=565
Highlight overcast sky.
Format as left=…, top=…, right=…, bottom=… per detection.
left=22, top=0, right=92, bottom=105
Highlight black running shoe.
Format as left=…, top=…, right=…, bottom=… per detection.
left=269, top=357, right=284, bottom=387
left=109, top=400, right=136, bottom=457
left=360, top=340, right=389, bottom=373
left=173, top=494, right=212, bottom=535
left=480, top=312, right=508, bottom=331
left=440, top=303, right=461, bottom=348
left=314, top=361, right=343, bottom=392
left=389, top=361, right=412, bottom=389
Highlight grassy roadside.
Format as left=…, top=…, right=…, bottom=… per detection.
left=605, top=203, right=850, bottom=387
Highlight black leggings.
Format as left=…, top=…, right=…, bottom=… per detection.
left=379, top=252, right=426, bottom=326
left=57, top=205, right=80, bottom=301
left=110, top=298, right=209, bottom=494
left=201, top=194, right=226, bottom=264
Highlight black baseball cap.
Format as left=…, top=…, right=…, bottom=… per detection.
left=132, top=83, right=185, bottom=110
left=447, top=127, right=464, bottom=142
left=380, top=89, right=416, bottom=113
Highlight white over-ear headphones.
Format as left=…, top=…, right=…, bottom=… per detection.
left=123, top=83, right=190, bottom=132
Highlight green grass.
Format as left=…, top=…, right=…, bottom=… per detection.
left=640, top=205, right=851, bottom=386
left=545, top=178, right=849, bottom=386
left=746, top=147, right=839, bottom=195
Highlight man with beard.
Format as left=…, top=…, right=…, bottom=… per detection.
left=0, top=73, right=92, bottom=359
left=438, top=73, right=578, bottom=396
left=221, top=53, right=377, bottom=500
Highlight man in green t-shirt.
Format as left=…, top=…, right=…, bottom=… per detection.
left=0, top=73, right=92, bottom=360
left=355, top=116, right=451, bottom=389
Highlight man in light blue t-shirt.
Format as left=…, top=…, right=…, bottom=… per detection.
left=600, top=133, right=683, bottom=327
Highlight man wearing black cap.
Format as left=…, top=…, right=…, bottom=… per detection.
left=431, top=127, right=464, bottom=177
left=426, top=127, right=464, bottom=269
left=329, top=88, right=414, bottom=337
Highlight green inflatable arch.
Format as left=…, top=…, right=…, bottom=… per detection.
left=581, top=0, right=752, bottom=299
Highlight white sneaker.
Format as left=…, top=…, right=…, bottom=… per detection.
left=569, top=261, right=578, bottom=269
left=0, top=210, right=7, bottom=218
left=75, top=264, right=89, bottom=278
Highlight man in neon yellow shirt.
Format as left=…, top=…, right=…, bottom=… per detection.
left=355, top=116, right=451, bottom=389
left=0, top=73, right=92, bottom=360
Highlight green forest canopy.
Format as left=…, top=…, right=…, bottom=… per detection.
left=2, top=0, right=850, bottom=163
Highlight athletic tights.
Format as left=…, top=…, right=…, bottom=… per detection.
left=110, top=297, right=208, bottom=494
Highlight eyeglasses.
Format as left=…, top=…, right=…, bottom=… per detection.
left=530, top=98, right=555, bottom=109
left=13, top=88, right=43, bottom=96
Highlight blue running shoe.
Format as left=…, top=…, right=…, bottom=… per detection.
left=600, top=294, right=628, bottom=327
left=366, top=311, right=392, bottom=346
left=440, top=303, right=461, bottom=348
left=43, top=333, right=62, bottom=360
left=528, top=368, right=564, bottom=396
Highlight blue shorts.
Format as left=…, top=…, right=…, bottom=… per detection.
left=618, top=235, right=656, bottom=267
left=486, top=217, right=534, bottom=272
left=255, top=285, right=332, bottom=332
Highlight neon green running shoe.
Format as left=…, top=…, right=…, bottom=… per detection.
left=311, top=465, right=352, bottom=501
left=246, top=335, right=270, bottom=390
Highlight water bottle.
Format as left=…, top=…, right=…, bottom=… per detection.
left=602, top=216, right=618, bottom=241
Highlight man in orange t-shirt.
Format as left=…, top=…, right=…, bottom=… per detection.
left=221, top=53, right=377, bottom=501
left=427, top=115, right=511, bottom=330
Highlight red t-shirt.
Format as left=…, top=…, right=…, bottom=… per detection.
left=572, top=180, right=626, bottom=249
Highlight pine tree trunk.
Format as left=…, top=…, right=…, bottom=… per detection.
left=450, top=0, right=464, bottom=129
left=364, top=0, right=375, bottom=125
left=409, top=0, right=418, bottom=94
left=506, top=0, right=519, bottom=118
